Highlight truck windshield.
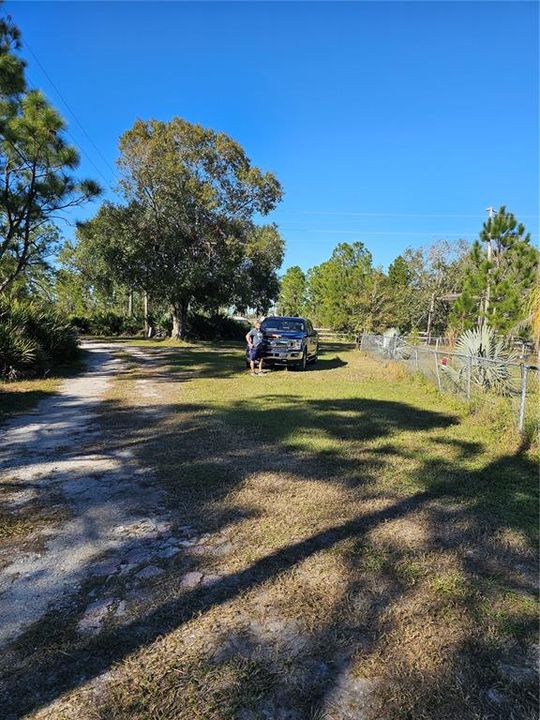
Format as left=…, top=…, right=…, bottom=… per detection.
left=262, top=318, right=305, bottom=332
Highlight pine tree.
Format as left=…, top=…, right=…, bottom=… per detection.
left=277, top=266, right=307, bottom=316
left=451, top=207, right=538, bottom=334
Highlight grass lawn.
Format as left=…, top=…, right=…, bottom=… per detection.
left=11, top=341, right=538, bottom=720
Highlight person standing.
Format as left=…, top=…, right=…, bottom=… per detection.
left=246, top=320, right=265, bottom=375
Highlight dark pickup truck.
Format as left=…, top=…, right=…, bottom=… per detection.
left=247, top=316, right=319, bottom=370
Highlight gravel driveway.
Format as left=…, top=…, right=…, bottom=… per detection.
left=0, top=343, right=174, bottom=649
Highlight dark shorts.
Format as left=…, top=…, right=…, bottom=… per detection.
left=248, top=345, right=264, bottom=361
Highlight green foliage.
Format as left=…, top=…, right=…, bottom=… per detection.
left=307, top=242, right=373, bottom=330
left=451, top=207, right=537, bottom=334
left=0, top=323, right=38, bottom=379
left=277, top=266, right=307, bottom=316
left=387, top=255, right=411, bottom=287
left=112, top=117, right=283, bottom=336
left=69, top=311, right=142, bottom=337
left=66, top=119, right=284, bottom=338
left=300, top=240, right=469, bottom=335
left=186, top=313, right=250, bottom=341
left=233, top=224, right=284, bottom=315
left=0, top=297, right=78, bottom=379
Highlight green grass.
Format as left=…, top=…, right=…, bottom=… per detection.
left=7, top=341, right=538, bottom=720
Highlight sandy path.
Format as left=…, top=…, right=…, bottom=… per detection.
left=0, top=342, right=173, bottom=648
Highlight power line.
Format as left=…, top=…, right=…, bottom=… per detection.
left=281, top=227, right=482, bottom=236
left=25, top=70, right=113, bottom=193
left=301, top=210, right=540, bottom=219
left=24, top=41, right=116, bottom=191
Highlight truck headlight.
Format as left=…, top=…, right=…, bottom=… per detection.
left=290, top=339, right=303, bottom=350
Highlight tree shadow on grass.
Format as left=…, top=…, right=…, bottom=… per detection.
left=0, top=350, right=537, bottom=720
left=100, top=340, right=352, bottom=385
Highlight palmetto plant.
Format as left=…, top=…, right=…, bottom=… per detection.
left=447, top=325, right=518, bottom=395
left=0, top=322, right=38, bottom=380
left=0, top=297, right=78, bottom=379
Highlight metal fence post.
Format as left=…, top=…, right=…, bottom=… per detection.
left=518, top=366, right=529, bottom=433
left=466, top=355, right=472, bottom=400
left=359, top=332, right=365, bottom=351
left=434, top=350, right=442, bottom=391
left=415, top=347, right=419, bottom=372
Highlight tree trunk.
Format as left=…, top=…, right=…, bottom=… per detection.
left=127, top=290, right=133, bottom=317
left=171, top=300, right=188, bottom=339
left=144, top=291, right=152, bottom=337
left=426, top=292, right=435, bottom=342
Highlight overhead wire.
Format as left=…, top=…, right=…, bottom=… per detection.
left=24, top=39, right=116, bottom=177
left=301, top=210, right=540, bottom=219
left=23, top=43, right=116, bottom=196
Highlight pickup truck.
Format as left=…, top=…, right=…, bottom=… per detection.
left=247, top=316, right=319, bottom=370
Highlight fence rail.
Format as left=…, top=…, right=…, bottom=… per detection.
left=357, top=333, right=539, bottom=433
left=314, top=328, right=355, bottom=341
left=400, top=333, right=535, bottom=360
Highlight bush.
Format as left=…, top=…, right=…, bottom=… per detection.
left=0, top=298, right=79, bottom=379
left=69, top=310, right=248, bottom=340
left=186, top=313, right=250, bottom=341
left=70, top=312, right=144, bottom=336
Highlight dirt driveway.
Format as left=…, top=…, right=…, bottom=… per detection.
left=0, top=344, right=179, bottom=647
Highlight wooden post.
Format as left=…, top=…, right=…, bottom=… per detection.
left=415, top=347, right=419, bottom=372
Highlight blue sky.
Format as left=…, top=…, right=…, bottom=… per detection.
left=8, top=1, right=539, bottom=271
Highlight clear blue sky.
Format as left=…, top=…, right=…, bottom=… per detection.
left=8, top=1, right=539, bottom=271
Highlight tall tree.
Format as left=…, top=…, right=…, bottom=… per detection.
left=0, top=11, right=100, bottom=293
left=116, top=118, right=283, bottom=337
left=306, top=242, right=373, bottom=330
left=277, top=265, right=307, bottom=317
left=234, top=224, right=284, bottom=315
left=451, top=207, right=537, bottom=334
left=383, top=254, right=412, bottom=331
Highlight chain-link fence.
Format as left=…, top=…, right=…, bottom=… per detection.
left=357, top=333, right=539, bottom=433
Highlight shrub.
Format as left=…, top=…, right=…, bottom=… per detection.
left=448, top=325, right=518, bottom=395
left=70, top=312, right=145, bottom=337
left=0, top=298, right=79, bottom=379
left=186, top=313, right=250, bottom=341
left=89, top=311, right=126, bottom=336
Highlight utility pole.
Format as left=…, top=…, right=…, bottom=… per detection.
left=482, top=206, right=496, bottom=328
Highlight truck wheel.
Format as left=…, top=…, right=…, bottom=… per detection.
left=300, top=349, right=308, bottom=371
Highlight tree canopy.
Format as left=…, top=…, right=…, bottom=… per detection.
left=70, top=118, right=284, bottom=336
left=277, top=266, right=307, bottom=317
left=451, top=206, right=538, bottom=334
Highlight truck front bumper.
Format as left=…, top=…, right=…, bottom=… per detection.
left=264, top=349, right=303, bottom=364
